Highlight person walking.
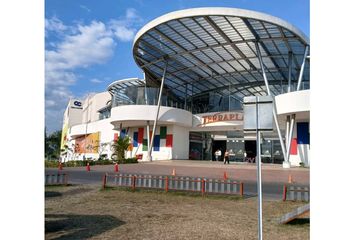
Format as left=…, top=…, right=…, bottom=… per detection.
left=215, top=149, right=221, bottom=161
left=224, top=149, right=230, bottom=164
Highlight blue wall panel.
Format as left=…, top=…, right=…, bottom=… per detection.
left=153, top=135, right=160, bottom=151
left=297, top=122, right=310, bottom=144
left=120, top=129, right=126, bottom=138
left=133, top=132, right=138, bottom=147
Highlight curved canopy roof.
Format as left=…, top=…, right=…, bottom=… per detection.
left=107, top=78, right=145, bottom=94
left=133, top=7, right=309, bottom=101
left=107, top=78, right=145, bottom=103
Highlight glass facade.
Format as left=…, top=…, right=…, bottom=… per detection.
left=111, top=83, right=244, bottom=115
left=188, top=136, right=284, bottom=163
left=111, top=86, right=185, bottom=109
left=98, top=107, right=111, bottom=120
left=186, top=92, right=243, bottom=114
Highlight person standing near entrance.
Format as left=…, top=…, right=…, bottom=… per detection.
left=215, top=149, right=222, bottom=161
left=224, top=149, right=230, bottom=164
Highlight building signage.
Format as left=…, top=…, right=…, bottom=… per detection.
left=201, top=112, right=243, bottom=125
left=71, top=100, right=83, bottom=109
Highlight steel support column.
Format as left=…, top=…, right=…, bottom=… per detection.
left=191, top=84, right=194, bottom=113
left=147, top=61, right=168, bottom=161
left=286, top=114, right=296, bottom=162
left=285, top=115, right=290, bottom=150
left=284, top=46, right=308, bottom=163
left=287, top=52, right=293, bottom=93
left=255, top=42, right=287, bottom=163
left=296, top=46, right=309, bottom=91
left=146, top=120, right=150, bottom=160
left=184, top=83, right=187, bottom=110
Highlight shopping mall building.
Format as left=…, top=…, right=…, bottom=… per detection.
left=60, top=8, right=310, bottom=168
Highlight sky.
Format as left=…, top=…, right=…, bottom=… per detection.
left=45, top=0, right=309, bottom=133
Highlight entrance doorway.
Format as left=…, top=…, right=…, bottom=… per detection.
left=244, top=140, right=257, bottom=162
left=212, top=140, right=226, bottom=161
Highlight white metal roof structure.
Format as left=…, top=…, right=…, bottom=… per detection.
left=132, top=7, right=310, bottom=101
left=107, top=78, right=145, bottom=104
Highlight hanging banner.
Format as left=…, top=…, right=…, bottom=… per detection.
left=60, top=123, right=69, bottom=151
left=74, top=132, right=100, bottom=153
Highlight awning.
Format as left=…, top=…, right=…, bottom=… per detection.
left=132, top=7, right=309, bottom=101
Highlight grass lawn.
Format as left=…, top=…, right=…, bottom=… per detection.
left=45, top=185, right=309, bottom=240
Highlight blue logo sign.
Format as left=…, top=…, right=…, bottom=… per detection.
left=73, top=101, right=82, bottom=107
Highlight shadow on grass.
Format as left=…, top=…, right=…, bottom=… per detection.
left=101, top=186, right=244, bottom=201
left=287, top=218, right=310, bottom=225
left=45, top=214, right=125, bottom=240
left=45, top=192, right=63, bottom=198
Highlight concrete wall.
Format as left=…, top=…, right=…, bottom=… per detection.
left=275, top=90, right=310, bottom=115
left=125, top=125, right=174, bottom=161
left=288, top=120, right=310, bottom=167
left=171, top=125, right=189, bottom=159
left=121, top=124, right=190, bottom=161
left=82, top=92, right=111, bottom=123
left=64, top=118, right=119, bottom=161
left=110, top=105, right=193, bottom=128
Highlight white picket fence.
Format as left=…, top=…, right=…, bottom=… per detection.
left=102, top=173, right=243, bottom=196
left=45, top=173, right=68, bottom=185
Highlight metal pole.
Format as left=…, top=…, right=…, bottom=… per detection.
left=184, top=83, right=187, bottom=110
left=144, top=72, right=148, bottom=105
left=287, top=52, right=293, bottom=93
left=255, top=42, right=270, bottom=94
left=286, top=114, right=296, bottom=162
left=255, top=41, right=288, bottom=163
left=83, top=94, right=91, bottom=160
left=146, top=120, right=150, bottom=159
left=296, top=46, right=309, bottom=91
left=147, top=61, right=168, bottom=161
left=191, top=84, right=194, bottom=113
left=285, top=115, right=290, bottom=154
left=256, top=97, right=263, bottom=240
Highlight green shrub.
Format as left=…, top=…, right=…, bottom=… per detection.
left=45, top=160, right=59, bottom=168
left=45, top=158, right=134, bottom=168
left=118, top=157, right=138, bottom=164
left=95, top=160, right=114, bottom=165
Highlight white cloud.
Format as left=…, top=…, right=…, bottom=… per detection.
left=126, top=8, right=139, bottom=20
left=45, top=20, right=116, bottom=132
left=90, top=78, right=103, bottom=83
left=46, top=21, right=115, bottom=71
left=110, top=24, right=135, bottom=41
left=45, top=9, right=143, bottom=132
left=45, top=16, right=68, bottom=33
left=109, top=8, right=143, bottom=42
left=80, top=5, right=91, bottom=13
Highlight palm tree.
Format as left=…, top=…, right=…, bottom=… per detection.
left=111, top=136, right=130, bottom=163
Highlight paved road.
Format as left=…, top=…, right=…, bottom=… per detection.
left=46, top=160, right=309, bottom=200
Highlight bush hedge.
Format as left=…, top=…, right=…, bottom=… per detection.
left=45, top=158, right=138, bottom=168
left=45, top=160, right=59, bottom=168
left=117, top=157, right=138, bottom=164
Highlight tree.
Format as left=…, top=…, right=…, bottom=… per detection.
left=111, top=136, right=130, bottom=163
left=98, top=142, right=110, bottom=160
left=45, top=129, right=62, bottom=160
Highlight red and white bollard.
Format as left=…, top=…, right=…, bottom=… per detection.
left=114, top=163, right=119, bottom=172
left=86, top=162, right=90, bottom=172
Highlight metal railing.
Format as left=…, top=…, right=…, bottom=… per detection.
left=45, top=173, right=68, bottom=186
left=282, top=184, right=310, bottom=202
left=102, top=173, right=243, bottom=196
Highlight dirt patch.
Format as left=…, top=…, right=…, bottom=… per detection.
left=45, top=185, right=309, bottom=240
